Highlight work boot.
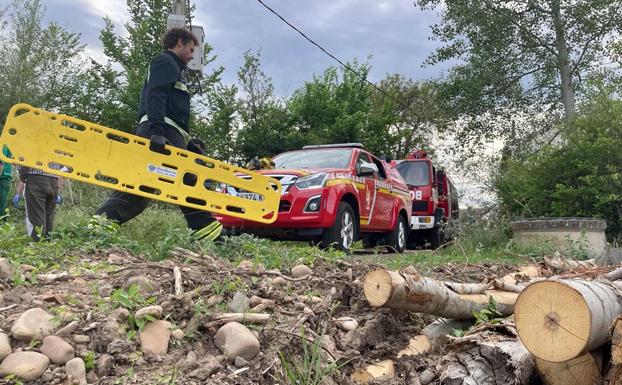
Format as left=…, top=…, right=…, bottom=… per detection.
left=191, top=220, right=223, bottom=242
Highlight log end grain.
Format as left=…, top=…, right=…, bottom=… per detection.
left=536, top=353, right=601, bottom=385
left=515, top=280, right=591, bottom=362
left=363, top=269, right=394, bottom=307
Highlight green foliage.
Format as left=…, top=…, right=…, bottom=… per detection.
left=495, top=75, right=622, bottom=239
left=472, top=296, right=503, bottom=325
left=110, top=284, right=155, bottom=311
left=0, top=0, right=85, bottom=124
left=83, top=351, right=96, bottom=370
left=415, top=0, right=622, bottom=146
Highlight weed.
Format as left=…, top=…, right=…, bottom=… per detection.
left=83, top=351, right=96, bottom=370
left=472, top=297, right=503, bottom=326
left=110, top=284, right=154, bottom=311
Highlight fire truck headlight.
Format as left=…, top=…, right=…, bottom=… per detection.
left=304, top=195, right=322, bottom=212
left=295, top=173, right=328, bottom=190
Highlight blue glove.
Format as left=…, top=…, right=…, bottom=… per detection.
left=56, top=194, right=62, bottom=204
left=12, top=194, right=21, bottom=207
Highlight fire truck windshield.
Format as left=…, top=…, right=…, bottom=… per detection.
left=274, top=149, right=353, bottom=169
left=396, top=161, right=430, bottom=187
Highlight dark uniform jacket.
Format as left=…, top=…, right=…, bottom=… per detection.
left=137, top=50, right=190, bottom=138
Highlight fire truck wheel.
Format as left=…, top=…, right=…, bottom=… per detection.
left=386, top=215, right=407, bottom=253
left=321, top=202, right=357, bottom=252
left=429, top=227, right=442, bottom=249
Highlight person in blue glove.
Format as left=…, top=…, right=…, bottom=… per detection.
left=0, top=146, right=13, bottom=220
left=12, top=180, right=24, bottom=207
left=96, top=28, right=222, bottom=243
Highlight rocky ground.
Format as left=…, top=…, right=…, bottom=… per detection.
left=0, top=248, right=518, bottom=384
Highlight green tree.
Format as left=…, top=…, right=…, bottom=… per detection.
left=0, top=0, right=85, bottom=124
left=495, top=72, right=622, bottom=238
left=416, top=0, right=622, bottom=144
left=236, top=51, right=303, bottom=161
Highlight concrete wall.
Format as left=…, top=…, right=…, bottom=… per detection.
left=511, top=218, right=607, bottom=260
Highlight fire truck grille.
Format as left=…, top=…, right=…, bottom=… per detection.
left=412, top=201, right=428, bottom=212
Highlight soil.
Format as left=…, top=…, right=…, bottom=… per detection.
left=0, top=248, right=520, bottom=385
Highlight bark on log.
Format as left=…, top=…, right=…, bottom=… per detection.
left=606, top=268, right=622, bottom=281
left=492, top=278, right=524, bottom=293
left=439, top=336, right=535, bottom=385
left=515, top=279, right=622, bottom=362
left=544, top=255, right=596, bottom=273
left=203, top=313, right=270, bottom=328
left=443, top=282, right=489, bottom=295
left=398, top=318, right=474, bottom=357
left=535, top=352, right=601, bottom=385
left=613, top=318, right=622, bottom=365
left=500, top=265, right=542, bottom=286
left=606, top=365, right=622, bottom=385
left=364, top=269, right=518, bottom=319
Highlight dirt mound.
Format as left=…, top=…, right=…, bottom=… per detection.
left=0, top=249, right=517, bottom=384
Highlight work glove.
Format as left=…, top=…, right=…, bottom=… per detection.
left=56, top=194, right=62, bottom=204
left=149, top=134, right=168, bottom=154
left=12, top=194, right=21, bottom=207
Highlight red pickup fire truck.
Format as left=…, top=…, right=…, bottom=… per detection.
left=395, top=150, right=459, bottom=248
left=218, top=144, right=412, bottom=252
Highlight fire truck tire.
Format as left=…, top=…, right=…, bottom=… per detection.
left=429, top=227, right=442, bottom=249
left=321, top=202, right=357, bottom=252
left=386, top=215, right=408, bottom=253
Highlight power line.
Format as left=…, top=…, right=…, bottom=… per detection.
left=255, top=0, right=414, bottom=113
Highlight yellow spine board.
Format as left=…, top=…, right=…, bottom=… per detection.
left=0, top=104, right=281, bottom=223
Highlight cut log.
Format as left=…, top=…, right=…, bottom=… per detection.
left=364, top=269, right=518, bottom=319
left=398, top=318, right=473, bottom=357
left=544, top=254, right=596, bottom=273
left=606, top=365, right=622, bottom=385
left=500, top=264, right=542, bottom=286
left=535, top=351, right=601, bottom=385
left=203, top=313, right=270, bottom=328
left=443, top=282, right=489, bottom=294
left=492, top=278, right=524, bottom=293
left=439, top=335, right=535, bottom=385
left=515, top=279, right=622, bottom=362
left=605, top=267, right=622, bottom=281
left=351, top=359, right=394, bottom=384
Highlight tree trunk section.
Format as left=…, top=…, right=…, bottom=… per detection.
left=551, top=0, right=577, bottom=126
left=364, top=269, right=518, bottom=319
left=515, top=279, right=622, bottom=362
left=439, top=337, right=535, bottom=385
left=536, top=352, right=601, bottom=385
left=398, top=318, right=474, bottom=357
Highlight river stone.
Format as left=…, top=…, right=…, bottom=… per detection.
left=40, top=335, right=75, bottom=365
left=0, top=333, right=11, bottom=361
left=0, top=351, right=50, bottom=381
left=0, top=258, right=14, bottom=280
left=228, top=291, right=249, bottom=313
left=11, top=308, right=55, bottom=341
left=96, top=354, right=114, bottom=377
left=139, top=320, right=172, bottom=355
left=214, top=322, right=260, bottom=361
left=65, top=357, right=87, bottom=385
left=124, top=275, right=154, bottom=293
left=291, top=264, right=312, bottom=278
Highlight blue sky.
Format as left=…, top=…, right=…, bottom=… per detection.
left=40, top=0, right=451, bottom=96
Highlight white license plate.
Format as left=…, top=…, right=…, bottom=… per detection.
left=238, top=192, right=263, bottom=201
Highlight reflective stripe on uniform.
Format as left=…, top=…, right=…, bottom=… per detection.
left=139, top=114, right=190, bottom=145
left=192, top=221, right=223, bottom=241
left=174, top=81, right=189, bottom=93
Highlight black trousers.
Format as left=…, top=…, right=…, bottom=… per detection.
left=96, top=122, right=214, bottom=231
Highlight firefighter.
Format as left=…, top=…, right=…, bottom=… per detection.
left=245, top=156, right=274, bottom=170
left=96, top=28, right=223, bottom=242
